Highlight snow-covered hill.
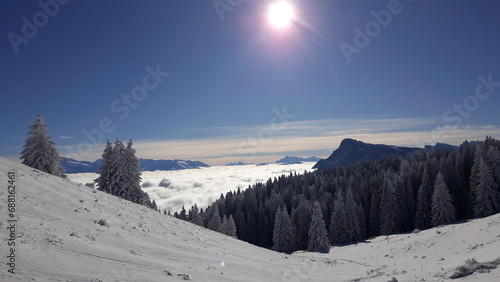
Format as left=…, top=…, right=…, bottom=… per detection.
left=1, top=156, right=499, bottom=281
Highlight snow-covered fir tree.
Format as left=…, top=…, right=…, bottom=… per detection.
left=120, top=140, right=151, bottom=206
left=486, top=145, right=500, bottom=183
left=207, top=205, right=222, bottom=232
left=221, top=215, right=237, bottom=238
left=290, top=199, right=311, bottom=250
left=179, top=206, right=187, bottom=220
left=20, top=114, right=64, bottom=177
left=473, top=157, right=500, bottom=218
left=453, top=143, right=472, bottom=219
left=345, top=187, right=362, bottom=242
left=95, top=139, right=150, bottom=206
left=307, top=202, right=329, bottom=252
left=257, top=203, right=271, bottom=246
left=272, top=206, right=295, bottom=253
left=107, top=138, right=126, bottom=196
left=357, top=202, right=367, bottom=239
left=415, top=167, right=433, bottom=230
left=151, top=200, right=158, bottom=211
left=369, top=192, right=381, bottom=236
left=329, top=190, right=347, bottom=245
left=397, top=160, right=416, bottom=231
left=469, top=146, right=485, bottom=211
left=189, top=204, right=204, bottom=226
left=431, top=172, right=455, bottom=226
left=380, top=174, right=400, bottom=235
left=94, top=140, right=113, bottom=193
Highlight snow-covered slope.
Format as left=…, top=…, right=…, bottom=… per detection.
left=1, top=156, right=499, bottom=281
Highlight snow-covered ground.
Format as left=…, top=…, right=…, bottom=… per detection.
left=67, top=163, right=316, bottom=213
left=1, top=156, right=499, bottom=281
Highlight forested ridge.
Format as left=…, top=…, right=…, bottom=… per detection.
left=178, top=137, right=500, bottom=252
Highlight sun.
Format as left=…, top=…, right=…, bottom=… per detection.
left=268, top=1, right=295, bottom=29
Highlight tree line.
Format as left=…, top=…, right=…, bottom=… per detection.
left=177, top=137, right=500, bottom=253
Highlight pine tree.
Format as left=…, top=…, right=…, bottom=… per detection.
left=307, top=202, right=329, bottom=252
left=473, top=157, right=500, bottom=218
left=402, top=178, right=415, bottom=231
left=95, top=139, right=150, bottom=206
left=221, top=216, right=228, bottom=233
left=415, top=168, right=432, bottom=230
left=454, top=149, right=470, bottom=220
left=380, top=175, right=400, bottom=235
left=151, top=200, right=158, bottom=211
left=179, top=206, right=187, bottom=220
left=190, top=204, right=204, bottom=226
left=121, top=140, right=150, bottom=206
left=257, top=202, right=271, bottom=246
left=243, top=189, right=258, bottom=244
left=431, top=172, right=455, bottom=226
left=245, top=213, right=258, bottom=245
left=397, top=160, right=415, bottom=231
left=290, top=199, right=311, bottom=250
left=20, top=114, right=64, bottom=177
left=238, top=213, right=247, bottom=241
left=345, top=187, right=362, bottom=242
left=487, top=146, right=500, bottom=183
left=357, top=203, right=367, bottom=239
left=266, top=192, right=285, bottom=230
left=207, top=205, right=222, bottom=232
left=329, top=190, right=347, bottom=245
left=221, top=215, right=238, bottom=238
left=369, top=192, right=381, bottom=236
left=233, top=200, right=244, bottom=238
left=469, top=146, right=485, bottom=208
left=107, top=138, right=126, bottom=197
left=95, top=140, right=113, bottom=192
left=273, top=206, right=295, bottom=253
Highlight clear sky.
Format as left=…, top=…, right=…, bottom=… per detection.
left=1, top=0, right=500, bottom=165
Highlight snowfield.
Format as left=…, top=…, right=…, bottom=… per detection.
left=1, top=156, right=499, bottom=281
left=67, top=163, right=316, bottom=213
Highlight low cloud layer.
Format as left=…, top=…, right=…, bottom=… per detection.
left=67, top=162, right=316, bottom=213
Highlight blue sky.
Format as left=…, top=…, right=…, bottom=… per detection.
left=1, top=0, right=500, bottom=165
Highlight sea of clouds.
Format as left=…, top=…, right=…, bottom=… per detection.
left=67, top=162, right=316, bottom=213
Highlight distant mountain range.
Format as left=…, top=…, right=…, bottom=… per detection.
left=225, top=156, right=321, bottom=166
left=275, top=156, right=321, bottom=164
left=61, top=157, right=210, bottom=174
left=225, top=161, right=250, bottom=166
left=313, top=138, right=458, bottom=171
left=61, top=158, right=97, bottom=173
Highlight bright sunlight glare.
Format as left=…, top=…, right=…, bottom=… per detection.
left=268, top=1, right=295, bottom=29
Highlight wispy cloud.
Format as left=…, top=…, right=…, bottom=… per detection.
left=58, top=136, right=74, bottom=139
